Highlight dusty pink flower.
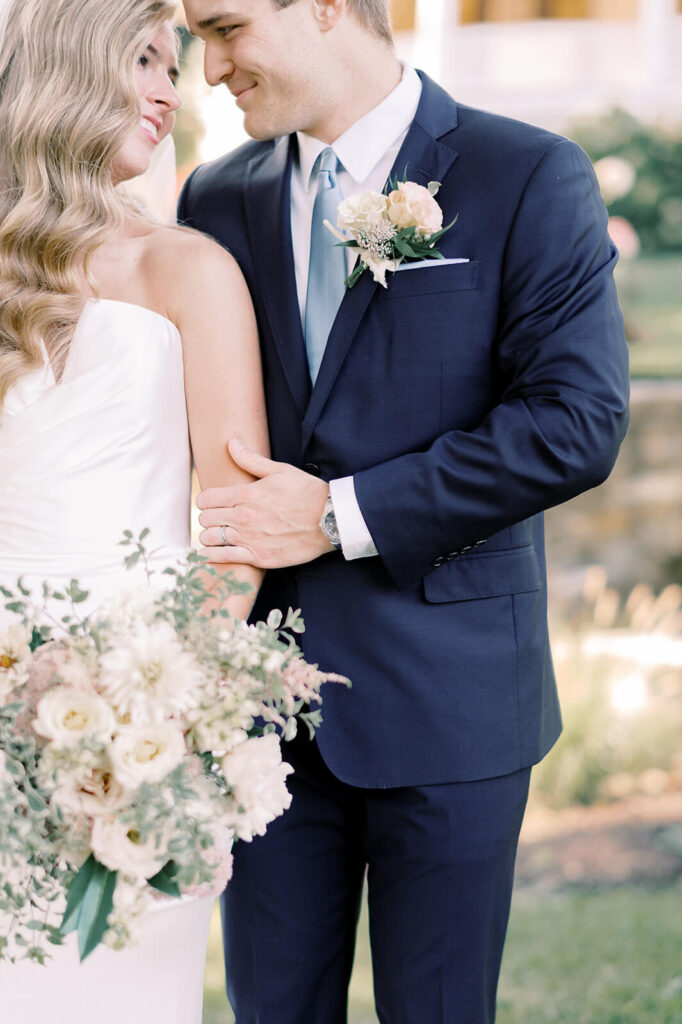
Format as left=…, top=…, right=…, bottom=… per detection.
left=387, top=181, right=443, bottom=237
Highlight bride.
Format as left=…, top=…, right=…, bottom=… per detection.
left=0, top=0, right=268, bottom=1019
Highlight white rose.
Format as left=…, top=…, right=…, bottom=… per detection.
left=0, top=622, right=32, bottom=697
left=337, top=190, right=390, bottom=235
left=34, top=688, right=116, bottom=748
left=51, top=758, right=129, bottom=817
left=91, top=817, right=168, bottom=881
left=221, top=733, right=294, bottom=842
left=110, top=723, right=185, bottom=789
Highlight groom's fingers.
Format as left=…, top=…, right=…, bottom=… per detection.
left=196, top=487, right=240, bottom=511
left=199, top=545, right=253, bottom=566
left=199, top=525, right=239, bottom=548
left=228, top=438, right=282, bottom=477
left=198, top=508, right=235, bottom=529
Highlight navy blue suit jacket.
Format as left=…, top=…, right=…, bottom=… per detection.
left=178, top=73, right=629, bottom=788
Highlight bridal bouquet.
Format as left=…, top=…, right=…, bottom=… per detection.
left=324, top=175, right=457, bottom=288
left=0, top=532, right=345, bottom=963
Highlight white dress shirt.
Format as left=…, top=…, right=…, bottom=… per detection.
left=290, top=65, right=423, bottom=559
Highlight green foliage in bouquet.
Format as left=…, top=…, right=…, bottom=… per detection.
left=0, top=532, right=347, bottom=962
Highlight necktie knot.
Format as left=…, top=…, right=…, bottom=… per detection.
left=313, top=147, right=338, bottom=191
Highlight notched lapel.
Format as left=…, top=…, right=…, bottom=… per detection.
left=301, top=265, right=378, bottom=447
left=301, top=86, right=460, bottom=448
left=245, top=139, right=311, bottom=418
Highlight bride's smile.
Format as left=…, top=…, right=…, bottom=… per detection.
left=111, top=22, right=181, bottom=184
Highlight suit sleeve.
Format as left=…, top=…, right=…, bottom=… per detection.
left=353, top=139, right=630, bottom=590
left=176, top=167, right=200, bottom=227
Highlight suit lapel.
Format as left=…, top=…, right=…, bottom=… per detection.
left=244, top=138, right=311, bottom=418
left=301, top=74, right=460, bottom=448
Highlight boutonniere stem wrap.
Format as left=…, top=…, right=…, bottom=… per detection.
left=324, top=178, right=457, bottom=289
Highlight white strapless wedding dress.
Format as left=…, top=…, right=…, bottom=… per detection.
left=0, top=299, right=214, bottom=1024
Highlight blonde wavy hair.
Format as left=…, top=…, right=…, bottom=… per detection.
left=0, top=0, right=176, bottom=400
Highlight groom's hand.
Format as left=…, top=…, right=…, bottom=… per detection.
left=196, top=439, right=334, bottom=568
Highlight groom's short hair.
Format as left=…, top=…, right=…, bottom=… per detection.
left=271, top=0, right=393, bottom=46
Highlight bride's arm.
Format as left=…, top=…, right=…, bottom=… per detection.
left=168, top=231, right=269, bottom=620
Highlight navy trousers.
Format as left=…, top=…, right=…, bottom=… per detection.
left=222, top=732, right=530, bottom=1024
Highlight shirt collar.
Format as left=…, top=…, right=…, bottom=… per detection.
left=296, top=64, right=422, bottom=191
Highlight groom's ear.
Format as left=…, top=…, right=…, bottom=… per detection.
left=311, top=0, right=346, bottom=32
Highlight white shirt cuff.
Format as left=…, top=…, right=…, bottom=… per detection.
left=329, top=476, right=378, bottom=560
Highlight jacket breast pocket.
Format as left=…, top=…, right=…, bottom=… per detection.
left=423, top=545, right=542, bottom=603
left=387, top=260, right=480, bottom=298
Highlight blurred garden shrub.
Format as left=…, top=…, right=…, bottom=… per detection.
left=571, top=108, right=682, bottom=254
left=532, top=571, right=682, bottom=809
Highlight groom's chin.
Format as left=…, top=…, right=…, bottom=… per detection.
left=240, top=112, right=285, bottom=142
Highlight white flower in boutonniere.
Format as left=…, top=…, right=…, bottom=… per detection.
left=324, top=174, right=458, bottom=289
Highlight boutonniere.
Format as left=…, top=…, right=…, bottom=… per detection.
left=324, top=174, right=458, bottom=289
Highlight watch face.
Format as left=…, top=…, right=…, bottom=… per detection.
left=323, top=510, right=341, bottom=545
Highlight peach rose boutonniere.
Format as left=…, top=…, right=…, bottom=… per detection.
left=324, top=174, right=457, bottom=288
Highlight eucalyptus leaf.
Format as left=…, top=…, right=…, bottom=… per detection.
left=25, top=786, right=47, bottom=813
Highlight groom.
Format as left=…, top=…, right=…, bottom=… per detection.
left=179, top=1, right=629, bottom=1020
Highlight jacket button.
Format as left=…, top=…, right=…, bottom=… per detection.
left=431, top=555, right=446, bottom=568
left=303, top=462, right=321, bottom=476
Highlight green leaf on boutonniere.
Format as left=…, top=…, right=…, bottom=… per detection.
left=424, top=213, right=459, bottom=247
left=60, top=854, right=118, bottom=961
left=394, top=237, right=421, bottom=258
left=344, top=262, right=366, bottom=290
left=148, top=859, right=182, bottom=898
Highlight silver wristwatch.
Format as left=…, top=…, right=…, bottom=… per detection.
left=319, top=494, right=342, bottom=549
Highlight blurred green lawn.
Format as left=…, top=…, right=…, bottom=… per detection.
left=618, top=256, right=682, bottom=377
left=203, top=881, right=682, bottom=1023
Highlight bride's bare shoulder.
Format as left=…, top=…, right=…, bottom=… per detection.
left=146, top=224, right=241, bottom=281
left=139, top=224, right=252, bottom=337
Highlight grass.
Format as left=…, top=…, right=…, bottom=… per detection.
left=498, top=884, right=682, bottom=1024
left=202, top=881, right=682, bottom=1023
left=618, top=256, right=682, bottom=378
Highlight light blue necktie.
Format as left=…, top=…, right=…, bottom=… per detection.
left=304, top=148, right=346, bottom=384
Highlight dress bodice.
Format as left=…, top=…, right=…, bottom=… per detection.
left=0, top=299, right=191, bottom=598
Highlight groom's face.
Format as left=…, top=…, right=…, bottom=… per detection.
left=183, top=0, right=334, bottom=141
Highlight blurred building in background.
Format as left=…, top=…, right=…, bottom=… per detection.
left=402, top=0, right=682, bottom=130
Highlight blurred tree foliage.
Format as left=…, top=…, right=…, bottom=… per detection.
left=174, top=31, right=204, bottom=174
left=571, top=108, right=682, bottom=254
